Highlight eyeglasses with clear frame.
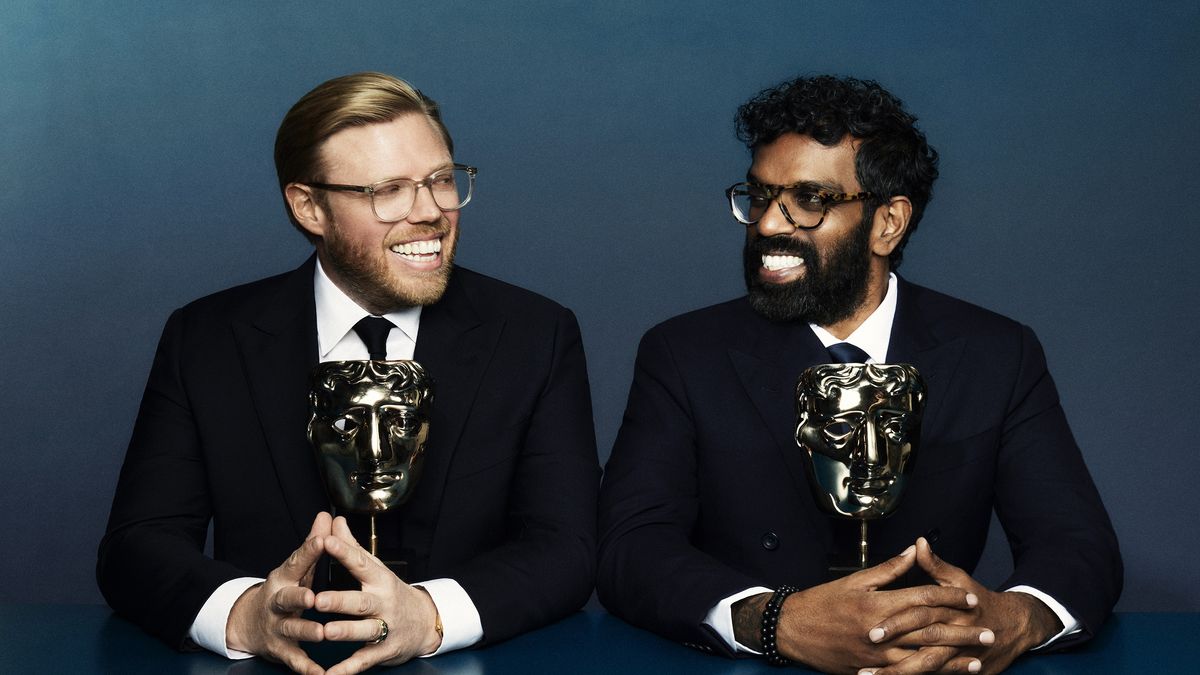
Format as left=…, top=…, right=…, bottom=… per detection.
left=307, top=164, right=478, bottom=223
left=725, top=182, right=873, bottom=230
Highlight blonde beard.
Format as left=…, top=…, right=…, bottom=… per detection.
left=320, top=220, right=457, bottom=314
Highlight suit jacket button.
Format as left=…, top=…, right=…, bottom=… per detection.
left=761, top=532, right=779, bottom=550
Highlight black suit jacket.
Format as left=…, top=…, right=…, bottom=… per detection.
left=98, top=257, right=600, bottom=649
left=597, top=278, right=1121, bottom=655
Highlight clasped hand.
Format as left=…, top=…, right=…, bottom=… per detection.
left=226, top=512, right=442, bottom=675
left=774, top=538, right=1059, bottom=675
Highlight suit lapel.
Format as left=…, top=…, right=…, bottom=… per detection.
left=408, top=270, right=504, bottom=549
left=729, top=310, right=830, bottom=533
left=233, top=257, right=326, bottom=541
left=886, top=279, right=965, bottom=440
left=727, top=279, right=966, bottom=541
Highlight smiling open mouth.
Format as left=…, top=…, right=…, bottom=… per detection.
left=390, top=238, right=441, bottom=262
left=762, top=253, right=804, bottom=271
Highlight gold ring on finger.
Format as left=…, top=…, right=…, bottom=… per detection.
left=370, top=617, right=388, bottom=644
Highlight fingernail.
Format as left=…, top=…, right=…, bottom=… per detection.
left=859, top=670, right=876, bottom=675
left=966, top=592, right=978, bottom=607
left=869, top=627, right=886, bottom=643
left=980, top=629, right=995, bottom=645
left=968, top=659, right=982, bottom=673
left=901, top=545, right=915, bottom=557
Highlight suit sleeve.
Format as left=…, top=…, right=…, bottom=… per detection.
left=597, top=327, right=760, bottom=655
left=96, top=309, right=249, bottom=649
left=993, top=325, right=1123, bottom=649
left=444, top=307, right=601, bottom=645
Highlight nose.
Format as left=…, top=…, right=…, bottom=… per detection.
left=852, top=420, right=883, bottom=467
left=407, top=183, right=443, bottom=224
left=362, top=412, right=394, bottom=466
left=753, top=199, right=795, bottom=238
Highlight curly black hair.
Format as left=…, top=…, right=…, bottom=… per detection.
left=735, top=75, right=939, bottom=270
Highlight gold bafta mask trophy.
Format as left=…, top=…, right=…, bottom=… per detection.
left=308, top=360, right=433, bottom=579
left=795, top=363, right=925, bottom=571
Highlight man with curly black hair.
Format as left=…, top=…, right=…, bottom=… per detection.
left=598, top=75, right=1121, bottom=674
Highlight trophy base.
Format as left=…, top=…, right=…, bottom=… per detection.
left=328, top=558, right=409, bottom=590
left=826, top=518, right=872, bottom=578
left=826, top=560, right=874, bottom=578
left=827, top=563, right=864, bottom=578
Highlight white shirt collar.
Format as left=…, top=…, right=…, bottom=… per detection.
left=313, top=258, right=421, bottom=361
left=808, top=272, right=898, bottom=363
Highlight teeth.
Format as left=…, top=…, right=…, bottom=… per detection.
left=390, top=239, right=441, bottom=257
left=762, top=254, right=803, bottom=271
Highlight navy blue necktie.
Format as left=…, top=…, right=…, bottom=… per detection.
left=353, top=316, right=394, bottom=360
left=827, top=342, right=871, bottom=364
left=823, top=341, right=873, bottom=571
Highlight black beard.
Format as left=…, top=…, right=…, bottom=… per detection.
left=742, top=214, right=873, bottom=325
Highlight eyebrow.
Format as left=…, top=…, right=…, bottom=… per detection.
left=745, top=173, right=844, bottom=193
left=375, top=163, right=456, bottom=184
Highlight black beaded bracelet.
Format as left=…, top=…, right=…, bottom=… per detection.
left=761, top=585, right=802, bottom=667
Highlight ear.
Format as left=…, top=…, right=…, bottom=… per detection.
left=870, top=196, right=912, bottom=258
left=285, top=183, right=328, bottom=239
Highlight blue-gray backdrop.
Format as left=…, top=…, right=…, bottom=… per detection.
left=2, top=1, right=1197, bottom=613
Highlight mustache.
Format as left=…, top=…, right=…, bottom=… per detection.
left=382, top=219, right=453, bottom=247
left=748, top=235, right=817, bottom=261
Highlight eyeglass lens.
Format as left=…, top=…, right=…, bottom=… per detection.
left=730, top=185, right=826, bottom=227
left=373, top=167, right=474, bottom=222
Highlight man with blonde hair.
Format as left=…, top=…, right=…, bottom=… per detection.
left=99, top=73, right=599, bottom=674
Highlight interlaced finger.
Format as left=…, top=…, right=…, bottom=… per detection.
left=276, top=615, right=324, bottom=642
left=324, top=617, right=390, bottom=643
left=860, top=645, right=959, bottom=674
left=271, top=585, right=315, bottom=614
left=869, top=605, right=981, bottom=645
left=888, top=622, right=994, bottom=649
left=315, top=589, right=379, bottom=617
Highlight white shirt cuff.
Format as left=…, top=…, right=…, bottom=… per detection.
left=1004, top=585, right=1081, bottom=649
left=415, top=578, right=483, bottom=656
left=187, top=576, right=265, bottom=659
left=703, top=586, right=773, bottom=655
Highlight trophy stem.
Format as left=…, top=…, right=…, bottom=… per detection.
left=859, top=520, right=868, bottom=568
left=369, top=515, right=378, bottom=557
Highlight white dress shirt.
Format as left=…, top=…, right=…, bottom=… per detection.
left=703, top=274, right=1079, bottom=653
left=187, top=259, right=483, bottom=658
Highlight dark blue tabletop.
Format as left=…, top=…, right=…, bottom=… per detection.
left=0, top=605, right=1195, bottom=674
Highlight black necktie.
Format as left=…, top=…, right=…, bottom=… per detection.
left=342, top=316, right=402, bottom=582
left=827, top=342, right=871, bottom=364
left=353, top=316, right=394, bottom=360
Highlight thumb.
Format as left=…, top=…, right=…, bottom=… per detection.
left=331, top=515, right=357, bottom=543
left=307, top=511, right=333, bottom=539
left=850, top=543, right=916, bottom=590
left=915, top=537, right=975, bottom=589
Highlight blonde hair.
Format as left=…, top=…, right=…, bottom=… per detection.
left=274, top=72, right=453, bottom=235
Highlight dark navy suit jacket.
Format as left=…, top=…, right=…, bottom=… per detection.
left=597, top=278, right=1121, bottom=655
left=98, top=257, right=600, bottom=649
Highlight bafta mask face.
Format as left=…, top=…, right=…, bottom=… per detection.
left=795, top=363, right=925, bottom=519
left=308, top=360, right=433, bottom=514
